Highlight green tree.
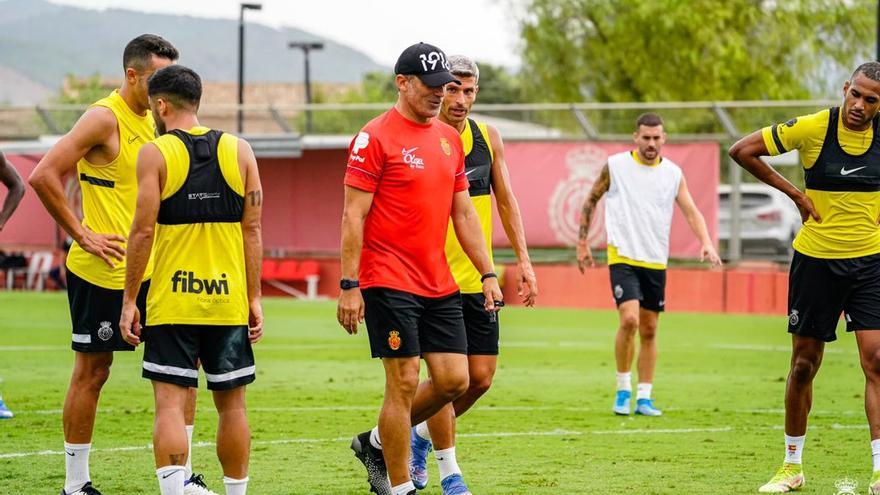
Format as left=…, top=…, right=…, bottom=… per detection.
left=45, top=74, right=111, bottom=133
left=520, top=0, right=873, bottom=105
left=474, top=62, right=523, bottom=104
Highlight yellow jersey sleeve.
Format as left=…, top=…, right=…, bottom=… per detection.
left=761, top=110, right=829, bottom=161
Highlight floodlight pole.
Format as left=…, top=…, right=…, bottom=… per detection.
left=288, top=41, right=324, bottom=134
left=238, top=2, right=262, bottom=134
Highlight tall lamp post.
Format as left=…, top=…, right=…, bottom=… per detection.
left=288, top=41, right=324, bottom=133
left=238, top=2, right=262, bottom=134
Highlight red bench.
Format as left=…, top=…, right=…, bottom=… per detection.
left=261, top=259, right=320, bottom=299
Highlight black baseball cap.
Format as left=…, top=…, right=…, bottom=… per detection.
left=394, top=42, right=461, bottom=87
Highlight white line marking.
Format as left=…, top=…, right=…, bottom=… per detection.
left=591, top=427, right=733, bottom=435
left=16, top=405, right=867, bottom=416
left=3, top=423, right=868, bottom=460
left=0, top=429, right=585, bottom=459
left=0, top=346, right=68, bottom=352
left=709, top=343, right=846, bottom=354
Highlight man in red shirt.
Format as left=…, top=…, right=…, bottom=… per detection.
left=338, top=42, right=502, bottom=495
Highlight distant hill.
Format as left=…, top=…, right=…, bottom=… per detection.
left=0, top=0, right=387, bottom=95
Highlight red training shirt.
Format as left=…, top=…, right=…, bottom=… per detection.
left=344, top=107, right=469, bottom=297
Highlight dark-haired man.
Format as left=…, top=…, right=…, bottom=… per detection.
left=121, top=64, right=262, bottom=495
left=339, top=42, right=501, bottom=495
left=577, top=113, right=720, bottom=419
left=731, top=62, right=880, bottom=494
left=408, top=55, right=537, bottom=495
left=27, top=34, right=221, bottom=495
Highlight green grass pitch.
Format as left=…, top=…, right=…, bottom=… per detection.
left=0, top=292, right=870, bottom=494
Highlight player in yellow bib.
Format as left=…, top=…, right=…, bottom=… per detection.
left=27, top=35, right=215, bottom=495
left=408, top=55, right=538, bottom=495
left=731, top=62, right=880, bottom=494
left=120, top=65, right=263, bottom=495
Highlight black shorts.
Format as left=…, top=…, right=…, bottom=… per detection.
left=142, top=324, right=255, bottom=391
left=461, top=293, right=500, bottom=355
left=67, top=270, right=149, bottom=352
left=609, top=263, right=666, bottom=312
left=788, top=251, right=880, bottom=342
left=362, top=287, right=467, bottom=358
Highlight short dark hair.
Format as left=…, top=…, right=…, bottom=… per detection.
left=123, top=34, right=179, bottom=71
left=852, top=61, right=880, bottom=83
left=148, top=65, right=202, bottom=110
left=636, top=112, right=664, bottom=129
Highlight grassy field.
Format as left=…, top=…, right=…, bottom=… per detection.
left=0, top=292, right=871, bottom=494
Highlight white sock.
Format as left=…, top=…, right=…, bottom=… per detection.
left=636, top=383, right=652, bottom=400
left=156, top=465, right=186, bottom=495
left=784, top=434, right=805, bottom=464
left=415, top=421, right=431, bottom=441
left=184, top=425, right=194, bottom=478
left=391, top=481, right=415, bottom=495
left=223, top=476, right=249, bottom=495
left=872, top=439, right=880, bottom=472
left=435, top=447, right=462, bottom=480
left=64, top=442, right=91, bottom=494
left=370, top=426, right=382, bottom=450
left=616, top=372, right=632, bottom=392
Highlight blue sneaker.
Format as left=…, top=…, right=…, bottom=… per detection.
left=612, top=390, right=631, bottom=415
left=0, top=397, right=12, bottom=419
left=409, top=427, right=432, bottom=489
left=635, top=398, right=663, bottom=416
left=440, top=474, right=472, bottom=495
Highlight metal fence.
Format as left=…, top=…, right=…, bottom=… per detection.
left=0, top=99, right=842, bottom=262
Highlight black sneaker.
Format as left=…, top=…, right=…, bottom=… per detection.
left=351, top=430, right=391, bottom=495
left=61, top=482, right=103, bottom=495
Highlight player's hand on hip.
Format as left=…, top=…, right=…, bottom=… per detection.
left=701, top=244, right=723, bottom=267
left=482, top=277, right=503, bottom=313
left=793, top=193, right=821, bottom=224
left=517, top=261, right=538, bottom=307
left=119, top=302, right=141, bottom=346
left=248, top=299, right=264, bottom=344
left=78, top=227, right=126, bottom=268
left=576, top=240, right=594, bottom=274
left=337, top=288, right=364, bottom=335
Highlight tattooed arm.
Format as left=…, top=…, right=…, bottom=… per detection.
left=239, top=138, right=264, bottom=343
left=576, top=163, right=610, bottom=274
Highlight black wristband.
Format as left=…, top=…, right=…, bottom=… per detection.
left=340, top=278, right=359, bottom=290
left=480, top=272, right=497, bottom=283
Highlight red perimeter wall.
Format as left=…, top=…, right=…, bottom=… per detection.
left=4, top=141, right=774, bottom=315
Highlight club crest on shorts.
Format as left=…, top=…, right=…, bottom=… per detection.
left=834, top=478, right=858, bottom=495
left=388, top=330, right=402, bottom=350
left=614, top=284, right=624, bottom=299
left=789, top=309, right=800, bottom=327
left=97, top=320, right=113, bottom=341
left=440, top=138, right=451, bottom=156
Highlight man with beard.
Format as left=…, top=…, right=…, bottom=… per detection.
left=731, top=62, right=880, bottom=494
left=577, top=113, right=721, bottom=419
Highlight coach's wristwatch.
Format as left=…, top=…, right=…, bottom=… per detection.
left=340, top=278, right=360, bottom=290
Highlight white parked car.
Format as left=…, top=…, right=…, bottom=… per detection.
left=718, top=184, right=802, bottom=257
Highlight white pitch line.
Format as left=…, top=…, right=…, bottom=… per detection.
left=592, top=427, right=733, bottom=435
left=0, top=429, right=586, bottom=459
left=1, top=423, right=874, bottom=459
left=0, top=345, right=68, bottom=352
left=709, top=343, right=846, bottom=354
left=17, top=405, right=868, bottom=416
